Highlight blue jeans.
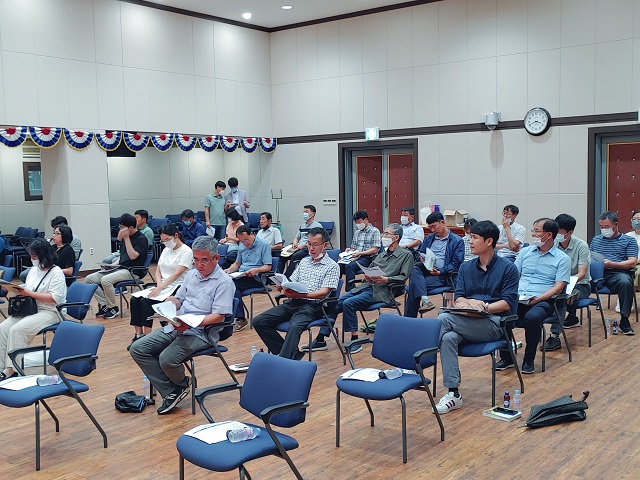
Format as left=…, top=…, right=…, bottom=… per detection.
left=320, top=287, right=376, bottom=336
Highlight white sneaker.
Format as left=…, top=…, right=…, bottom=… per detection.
left=615, top=300, right=620, bottom=313
left=433, top=391, right=463, bottom=414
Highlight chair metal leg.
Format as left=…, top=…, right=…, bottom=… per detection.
left=264, top=422, right=304, bottom=480
left=491, top=353, right=496, bottom=407
left=35, top=401, right=41, bottom=470
left=179, top=455, right=185, bottom=480
left=249, top=294, right=254, bottom=329
left=587, top=307, right=592, bottom=347
left=336, top=390, right=341, bottom=447
left=400, top=395, right=407, bottom=463
left=365, top=398, right=375, bottom=426
left=541, top=325, right=546, bottom=372
left=64, top=381, right=108, bottom=449
left=424, top=382, right=445, bottom=442
left=597, top=296, right=607, bottom=340
left=40, top=399, right=60, bottom=431
left=508, top=348, right=525, bottom=394
left=190, top=358, right=196, bottom=415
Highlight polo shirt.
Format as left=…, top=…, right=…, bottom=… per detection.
left=237, top=237, right=272, bottom=272
left=290, top=253, right=340, bottom=298
left=205, top=193, right=227, bottom=225
left=294, top=220, right=322, bottom=244
left=399, top=222, right=424, bottom=249
left=256, top=226, right=283, bottom=246
left=138, top=225, right=154, bottom=245
left=497, top=221, right=526, bottom=258
left=515, top=245, right=571, bottom=297
left=557, top=235, right=591, bottom=285
left=591, top=233, right=639, bottom=265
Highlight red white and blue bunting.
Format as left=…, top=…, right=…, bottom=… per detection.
left=95, top=131, right=122, bottom=151
left=221, top=136, right=239, bottom=153
left=29, top=126, right=62, bottom=148
left=0, top=126, right=28, bottom=147
left=259, top=137, right=277, bottom=153
left=176, top=134, right=197, bottom=152
left=240, top=137, right=258, bottom=153
left=198, top=135, right=220, bottom=152
left=64, top=129, right=94, bottom=150
left=123, top=132, right=149, bottom=152
left=151, top=133, right=174, bottom=152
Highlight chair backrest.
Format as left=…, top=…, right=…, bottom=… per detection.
left=149, top=217, right=170, bottom=232
left=247, top=212, right=261, bottom=230
left=196, top=210, right=206, bottom=222
left=217, top=244, right=229, bottom=257
left=64, top=282, right=99, bottom=321
left=72, top=260, right=82, bottom=277
left=590, top=260, right=604, bottom=286
left=0, top=265, right=16, bottom=281
left=48, top=321, right=105, bottom=376
left=271, top=257, right=279, bottom=274
left=326, top=249, right=340, bottom=262
left=240, top=353, right=317, bottom=428
left=372, top=314, right=442, bottom=371
left=319, top=221, right=334, bottom=234
left=165, top=214, right=182, bottom=224
left=218, top=298, right=239, bottom=343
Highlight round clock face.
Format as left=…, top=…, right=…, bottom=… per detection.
left=524, top=107, right=551, bottom=136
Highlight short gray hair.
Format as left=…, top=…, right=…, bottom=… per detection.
left=599, top=211, right=618, bottom=223
left=192, top=236, right=218, bottom=256
left=386, top=223, right=403, bottom=241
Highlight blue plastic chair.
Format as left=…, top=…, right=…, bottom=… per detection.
left=176, top=353, right=317, bottom=480
left=335, top=314, right=444, bottom=463
left=593, top=259, right=639, bottom=323
left=247, top=212, right=261, bottom=233
left=319, top=221, right=335, bottom=247
left=573, top=261, right=607, bottom=346
left=0, top=321, right=107, bottom=470
left=240, top=257, right=278, bottom=329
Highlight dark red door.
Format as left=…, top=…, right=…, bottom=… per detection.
left=388, top=153, right=414, bottom=224
left=355, top=155, right=383, bottom=230
left=607, top=143, right=640, bottom=229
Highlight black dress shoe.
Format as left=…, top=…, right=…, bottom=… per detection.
left=522, top=361, right=535, bottom=374
left=495, top=359, right=515, bottom=370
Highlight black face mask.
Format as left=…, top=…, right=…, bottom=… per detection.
left=262, top=225, right=270, bottom=231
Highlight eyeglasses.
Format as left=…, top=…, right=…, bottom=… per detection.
left=530, top=229, right=545, bottom=235
left=52, top=232, right=61, bottom=236
left=382, top=232, right=396, bottom=237
left=192, top=257, right=213, bottom=265
left=307, top=242, right=326, bottom=248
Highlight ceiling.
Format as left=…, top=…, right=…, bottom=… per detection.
left=140, top=0, right=423, bottom=30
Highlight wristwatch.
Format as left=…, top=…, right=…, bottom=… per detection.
left=484, top=302, right=490, bottom=313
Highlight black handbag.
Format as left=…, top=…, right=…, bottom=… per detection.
left=8, top=268, right=51, bottom=317
left=524, top=391, right=589, bottom=428
left=115, top=391, right=147, bottom=413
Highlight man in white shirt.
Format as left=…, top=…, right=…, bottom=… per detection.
left=398, top=206, right=424, bottom=258
left=496, top=204, right=526, bottom=262
left=256, top=211, right=283, bottom=254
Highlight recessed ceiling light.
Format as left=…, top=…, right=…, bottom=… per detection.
left=282, top=5, right=293, bottom=10
left=242, top=12, right=252, bottom=20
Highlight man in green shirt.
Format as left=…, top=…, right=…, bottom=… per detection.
left=135, top=209, right=154, bottom=245
left=204, top=181, right=227, bottom=240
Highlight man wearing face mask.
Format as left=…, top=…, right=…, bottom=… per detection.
left=204, top=180, right=227, bottom=240
left=398, top=206, right=425, bottom=259
left=590, top=211, right=638, bottom=335
left=256, top=211, right=283, bottom=254
left=542, top=214, right=592, bottom=351
left=181, top=209, right=206, bottom=248
left=224, top=177, right=250, bottom=223
left=305, top=223, right=413, bottom=353
left=342, top=210, right=382, bottom=291
left=277, top=204, right=322, bottom=276
left=253, top=228, right=340, bottom=360
left=496, top=205, right=526, bottom=262
left=622, top=210, right=640, bottom=305
left=495, top=218, right=570, bottom=374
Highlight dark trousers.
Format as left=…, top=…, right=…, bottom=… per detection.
left=550, top=283, right=591, bottom=334
left=130, top=296, right=161, bottom=328
left=233, top=276, right=264, bottom=319
left=604, top=270, right=635, bottom=323
left=501, top=301, right=555, bottom=363
left=211, top=225, right=226, bottom=240
left=277, top=248, right=309, bottom=277
left=253, top=300, right=324, bottom=359
left=404, top=264, right=447, bottom=317
left=343, top=256, right=373, bottom=291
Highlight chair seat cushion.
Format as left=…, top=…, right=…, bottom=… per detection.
left=336, top=373, right=428, bottom=401
left=183, top=345, right=228, bottom=362
left=574, top=298, right=597, bottom=308
left=276, top=318, right=335, bottom=332
left=363, top=302, right=398, bottom=312
left=0, top=379, right=89, bottom=407
left=241, top=288, right=269, bottom=296
left=176, top=422, right=298, bottom=472
left=458, top=340, right=507, bottom=357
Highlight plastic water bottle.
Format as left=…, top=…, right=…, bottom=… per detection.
left=513, top=389, right=521, bottom=412
left=605, top=317, right=611, bottom=337
left=612, top=320, right=619, bottom=335
left=226, top=426, right=261, bottom=443
left=503, top=391, right=510, bottom=409
left=37, top=374, right=62, bottom=386
left=250, top=345, right=258, bottom=358
left=379, top=367, right=403, bottom=379
left=142, top=375, right=150, bottom=400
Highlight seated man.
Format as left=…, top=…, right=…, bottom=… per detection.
left=496, top=218, right=570, bottom=374
left=277, top=204, right=322, bottom=277
left=86, top=213, right=148, bottom=319
left=51, top=215, right=82, bottom=260
left=496, top=204, right=526, bottom=262
left=462, top=218, right=478, bottom=262
left=398, top=206, right=424, bottom=257
left=404, top=211, right=464, bottom=317
left=130, top=236, right=235, bottom=415
left=306, top=223, right=413, bottom=353
left=135, top=209, right=155, bottom=245
left=253, top=227, right=340, bottom=360
left=434, top=220, right=519, bottom=413
left=542, top=213, right=592, bottom=350
left=181, top=209, right=206, bottom=247
left=590, top=211, right=638, bottom=335
left=342, top=210, right=382, bottom=291
left=256, top=211, right=283, bottom=254
left=225, top=225, right=272, bottom=332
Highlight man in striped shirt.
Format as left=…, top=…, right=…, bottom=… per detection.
left=590, top=211, right=638, bottom=335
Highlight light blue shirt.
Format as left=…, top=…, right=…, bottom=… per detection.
left=399, top=222, right=424, bottom=249
left=237, top=237, right=272, bottom=272
left=515, top=245, right=571, bottom=297
left=430, top=236, right=448, bottom=271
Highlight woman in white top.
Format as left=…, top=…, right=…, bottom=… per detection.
left=129, top=224, right=193, bottom=349
left=0, top=238, right=67, bottom=380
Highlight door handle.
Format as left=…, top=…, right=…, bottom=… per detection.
left=384, top=187, right=388, bottom=208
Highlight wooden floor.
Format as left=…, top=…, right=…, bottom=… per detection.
left=2, top=274, right=640, bottom=479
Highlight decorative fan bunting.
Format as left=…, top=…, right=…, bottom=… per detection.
left=95, top=131, right=122, bottom=151
left=221, top=136, right=239, bottom=152
left=29, top=126, right=62, bottom=148
left=198, top=135, right=220, bottom=152
left=123, top=132, right=149, bottom=152
left=0, top=126, right=28, bottom=147
left=64, top=129, right=94, bottom=150
left=176, top=134, right=197, bottom=151
left=240, top=137, right=258, bottom=153
left=151, top=133, right=174, bottom=152
left=259, top=137, right=277, bottom=153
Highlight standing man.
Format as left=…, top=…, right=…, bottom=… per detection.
left=253, top=228, right=340, bottom=360
left=398, top=206, right=424, bottom=256
left=277, top=204, right=322, bottom=277
left=496, top=205, right=526, bottom=262
left=405, top=212, right=464, bottom=317
left=86, top=213, right=149, bottom=319
left=224, top=177, right=250, bottom=223
left=496, top=218, right=570, bottom=374
left=225, top=225, right=273, bottom=332
left=205, top=180, right=227, bottom=240
left=135, top=209, right=154, bottom=245
left=542, top=214, right=591, bottom=350
left=342, top=210, right=382, bottom=291
left=590, top=211, right=638, bottom=335
left=130, top=236, right=235, bottom=415
left=181, top=209, right=206, bottom=247
left=256, top=211, right=283, bottom=254
left=433, top=220, right=519, bottom=413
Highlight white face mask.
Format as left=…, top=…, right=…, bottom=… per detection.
left=355, top=222, right=366, bottom=231
left=555, top=234, right=566, bottom=243
left=601, top=228, right=615, bottom=238
left=400, top=215, right=409, bottom=225
left=632, top=219, right=640, bottom=230
left=302, top=212, right=310, bottom=221
left=381, top=237, right=393, bottom=248
left=31, top=259, right=40, bottom=268
left=163, top=239, right=177, bottom=250
left=531, top=237, right=544, bottom=247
